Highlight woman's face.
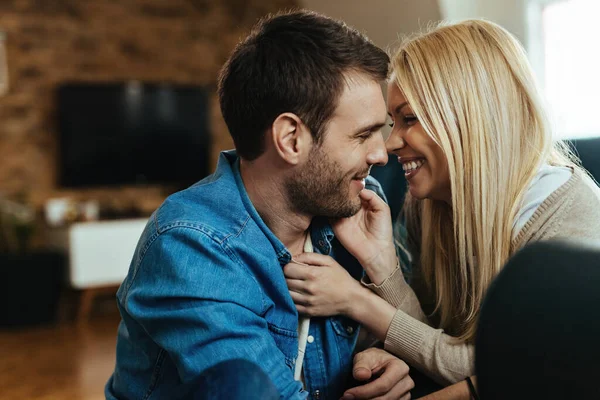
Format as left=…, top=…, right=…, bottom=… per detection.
left=385, top=82, right=451, bottom=203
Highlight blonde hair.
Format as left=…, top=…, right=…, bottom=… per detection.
left=392, top=19, right=577, bottom=341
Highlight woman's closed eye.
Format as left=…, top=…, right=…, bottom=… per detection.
left=388, top=116, right=418, bottom=129
left=402, top=115, right=418, bottom=126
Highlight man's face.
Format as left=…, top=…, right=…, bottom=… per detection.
left=286, top=72, right=388, bottom=218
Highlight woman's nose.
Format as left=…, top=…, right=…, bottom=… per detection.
left=385, top=130, right=405, bottom=153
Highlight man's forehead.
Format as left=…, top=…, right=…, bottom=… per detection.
left=331, top=75, right=386, bottom=125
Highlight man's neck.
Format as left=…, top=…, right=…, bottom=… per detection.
left=240, top=159, right=311, bottom=256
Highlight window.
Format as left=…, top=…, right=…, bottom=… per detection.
left=543, top=0, right=600, bottom=139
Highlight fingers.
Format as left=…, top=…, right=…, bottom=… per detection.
left=283, top=263, right=311, bottom=280
left=291, top=252, right=335, bottom=266
left=347, top=349, right=412, bottom=400
left=286, top=278, right=306, bottom=294
left=358, top=189, right=390, bottom=214
left=288, top=288, right=317, bottom=316
left=353, top=366, right=373, bottom=382
left=358, top=189, right=384, bottom=206
left=352, top=348, right=382, bottom=383
left=373, top=376, right=413, bottom=400
left=350, top=364, right=400, bottom=398
left=345, top=368, right=413, bottom=400
left=288, top=289, right=308, bottom=305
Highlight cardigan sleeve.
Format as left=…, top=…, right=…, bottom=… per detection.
left=362, top=267, right=475, bottom=386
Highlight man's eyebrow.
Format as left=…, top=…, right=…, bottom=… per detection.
left=353, top=121, right=386, bottom=135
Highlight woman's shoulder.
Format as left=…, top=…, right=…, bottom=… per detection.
left=514, top=167, right=600, bottom=247
left=566, top=168, right=600, bottom=219
left=550, top=168, right=600, bottom=239
left=572, top=168, right=600, bottom=198
left=560, top=167, right=600, bottom=211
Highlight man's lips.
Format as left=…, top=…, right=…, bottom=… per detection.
left=353, top=169, right=371, bottom=181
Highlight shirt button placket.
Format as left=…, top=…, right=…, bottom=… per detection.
left=305, top=335, right=317, bottom=399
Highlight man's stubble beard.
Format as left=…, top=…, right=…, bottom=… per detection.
left=285, top=147, right=365, bottom=218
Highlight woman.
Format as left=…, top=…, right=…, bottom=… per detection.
left=283, top=19, right=600, bottom=394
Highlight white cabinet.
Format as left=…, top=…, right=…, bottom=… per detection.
left=48, top=218, right=148, bottom=322
left=67, top=219, right=148, bottom=289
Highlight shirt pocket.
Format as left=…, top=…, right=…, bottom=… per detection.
left=330, top=315, right=360, bottom=338
left=268, top=323, right=298, bottom=370
left=330, top=316, right=360, bottom=371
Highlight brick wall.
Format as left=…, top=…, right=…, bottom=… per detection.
left=0, top=0, right=297, bottom=216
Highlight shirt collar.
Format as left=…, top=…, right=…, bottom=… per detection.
left=310, top=217, right=335, bottom=255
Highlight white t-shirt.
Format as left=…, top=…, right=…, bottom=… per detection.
left=294, top=233, right=313, bottom=384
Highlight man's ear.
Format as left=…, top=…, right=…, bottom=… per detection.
left=270, top=112, right=312, bottom=165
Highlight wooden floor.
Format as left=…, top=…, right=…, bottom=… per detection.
left=0, top=311, right=120, bottom=400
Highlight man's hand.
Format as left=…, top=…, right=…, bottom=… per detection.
left=342, top=348, right=414, bottom=400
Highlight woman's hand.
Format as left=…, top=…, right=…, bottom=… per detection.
left=331, top=189, right=397, bottom=285
left=283, top=253, right=364, bottom=317
left=285, top=253, right=400, bottom=341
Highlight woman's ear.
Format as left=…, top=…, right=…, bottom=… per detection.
left=270, top=112, right=313, bottom=165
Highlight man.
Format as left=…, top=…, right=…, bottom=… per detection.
left=106, top=10, right=413, bottom=400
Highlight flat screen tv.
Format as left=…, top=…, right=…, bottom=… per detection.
left=57, top=81, right=211, bottom=188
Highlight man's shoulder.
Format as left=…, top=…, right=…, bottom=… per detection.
left=151, top=172, right=249, bottom=243
left=123, top=174, right=269, bottom=298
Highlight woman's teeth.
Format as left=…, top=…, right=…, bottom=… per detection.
left=402, top=159, right=424, bottom=173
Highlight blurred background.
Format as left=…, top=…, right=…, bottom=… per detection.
left=0, top=0, right=597, bottom=399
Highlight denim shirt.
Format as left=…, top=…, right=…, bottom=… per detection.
left=105, top=151, right=386, bottom=400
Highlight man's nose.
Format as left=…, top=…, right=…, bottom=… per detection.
left=367, top=134, right=388, bottom=166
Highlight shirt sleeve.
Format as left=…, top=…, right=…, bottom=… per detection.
left=120, top=226, right=306, bottom=399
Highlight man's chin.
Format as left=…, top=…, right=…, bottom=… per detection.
left=323, top=198, right=362, bottom=219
